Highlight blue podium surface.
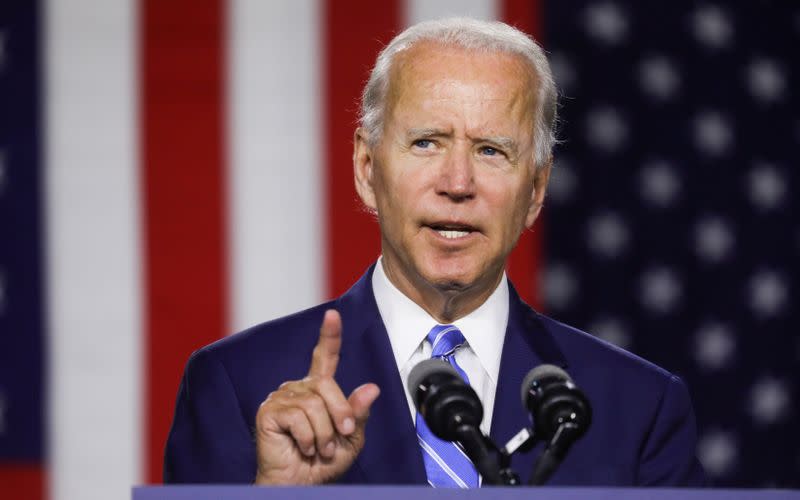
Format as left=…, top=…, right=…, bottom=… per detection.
left=133, top=486, right=799, bottom=500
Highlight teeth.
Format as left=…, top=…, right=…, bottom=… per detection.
left=437, top=229, right=470, bottom=239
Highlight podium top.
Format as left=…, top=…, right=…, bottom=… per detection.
left=133, top=485, right=798, bottom=500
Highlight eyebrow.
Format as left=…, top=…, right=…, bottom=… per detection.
left=406, top=127, right=450, bottom=139
left=480, top=136, right=519, bottom=154
left=405, top=128, right=520, bottom=155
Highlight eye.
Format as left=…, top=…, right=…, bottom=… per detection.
left=479, top=146, right=502, bottom=157
left=412, top=139, right=434, bottom=149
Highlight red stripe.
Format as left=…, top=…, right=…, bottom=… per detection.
left=0, top=465, right=44, bottom=500
left=324, top=0, right=401, bottom=297
left=140, top=0, right=228, bottom=483
left=502, top=0, right=544, bottom=310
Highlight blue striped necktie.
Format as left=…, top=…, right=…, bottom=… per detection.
left=415, top=324, right=479, bottom=488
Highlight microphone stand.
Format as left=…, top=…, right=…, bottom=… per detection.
left=527, top=422, right=582, bottom=486
left=453, top=423, right=508, bottom=485
left=448, top=419, right=523, bottom=486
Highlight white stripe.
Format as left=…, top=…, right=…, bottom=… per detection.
left=405, top=0, right=498, bottom=26
left=45, top=1, right=141, bottom=499
left=431, top=328, right=449, bottom=351
left=452, top=441, right=473, bottom=463
left=418, top=437, right=466, bottom=488
left=431, top=325, right=459, bottom=351
left=418, top=435, right=469, bottom=488
left=228, top=0, right=323, bottom=332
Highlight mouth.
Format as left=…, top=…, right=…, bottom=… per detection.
left=424, top=222, right=479, bottom=240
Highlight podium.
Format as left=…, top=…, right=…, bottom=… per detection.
left=133, top=486, right=799, bottom=500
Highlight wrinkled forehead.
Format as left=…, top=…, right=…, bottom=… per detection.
left=385, top=41, right=539, bottom=131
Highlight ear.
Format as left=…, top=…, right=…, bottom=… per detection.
left=524, top=157, right=553, bottom=228
left=353, top=128, right=378, bottom=212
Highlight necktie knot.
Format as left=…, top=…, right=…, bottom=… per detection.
left=427, top=324, right=466, bottom=359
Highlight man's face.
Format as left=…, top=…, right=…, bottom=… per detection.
left=355, top=42, right=550, bottom=301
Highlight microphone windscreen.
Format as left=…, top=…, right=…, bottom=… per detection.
left=520, top=364, right=571, bottom=406
left=407, top=359, right=459, bottom=408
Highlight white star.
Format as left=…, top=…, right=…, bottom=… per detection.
left=588, top=317, right=631, bottom=350
left=639, top=160, right=681, bottom=208
left=586, top=212, right=629, bottom=258
left=748, top=163, right=786, bottom=211
left=640, top=267, right=682, bottom=314
left=694, top=322, right=736, bottom=370
left=692, top=5, right=733, bottom=49
left=584, top=2, right=629, bottom=44
left=749, top=270, right=788, bottom=318
left=549, top=52, right=577, bottom=93
left=698, top=430, right=738, bottom=477
left=548, top=158, right=578, bottom=204
left=542, top=263, right=578, bottom=310
left=694, top=216, right=734, bottom=263
left=694, top=111, right=733, bottom=156
left=750, top=377, right=791, bottom=425
left=747, top=58, right=786, bottom=103
left=586, top=107, right=628, bottom=152
left=639, top=56, right=681, bottom=100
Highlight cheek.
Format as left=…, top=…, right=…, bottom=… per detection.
left=382, top=169, right=429, bottom=209
left=374, top=174, right=417, bottom=232
left=484, top=179, right=532, bottom=234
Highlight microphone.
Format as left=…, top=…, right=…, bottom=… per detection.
left=520, top=364, right=592, bottom=485
left=408, top=359, right=503, bottom=485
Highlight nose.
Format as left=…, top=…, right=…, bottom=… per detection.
left=435, top=143, right=476, bottom=201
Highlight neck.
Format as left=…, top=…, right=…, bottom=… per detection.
left=381, top=258, right=503, bottom=324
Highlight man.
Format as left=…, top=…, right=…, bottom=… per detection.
left=164, top=18, right=706, bottom=486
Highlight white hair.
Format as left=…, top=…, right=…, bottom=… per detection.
left=359, top=17, right=558, bottom=168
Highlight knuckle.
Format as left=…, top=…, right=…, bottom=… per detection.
left=285, top=406, right=306, bottom=423
left=278, top=380, right=297, bottom=391
left=315, top=377, right=335, bottom=391
left=299, top=393, right=327, bottom=414
left=311, top=345, right=338, bottom=365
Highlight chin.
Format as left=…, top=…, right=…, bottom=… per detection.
left=418, top=262, right=479, bottom=292
left=429, top=277, right=472, bottom=292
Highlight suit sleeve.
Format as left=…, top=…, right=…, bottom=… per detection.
left=637, top=374, right=708, bottom=486
left=163, top=348, right=257, bottom=483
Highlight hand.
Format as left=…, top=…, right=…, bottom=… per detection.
left=254, top=309, right=380, bottom=485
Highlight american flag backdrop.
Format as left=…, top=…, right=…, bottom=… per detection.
left=0, top=1, right=796, bottom=499
left=542, top=0, right=798, bottom=488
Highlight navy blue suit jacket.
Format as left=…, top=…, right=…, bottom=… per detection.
left=164, top=266, right=706, bottom=485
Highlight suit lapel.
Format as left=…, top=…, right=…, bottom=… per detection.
left=332, top=269, right=568, bottom=485
left=335, top=266, right=427, bottom=484
left=490, top=283, right=568, bottom=483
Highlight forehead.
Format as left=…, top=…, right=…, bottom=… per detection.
left=386, top=41, right=537, bottom=129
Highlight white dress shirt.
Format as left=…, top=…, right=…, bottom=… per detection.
left=371, top=257, right=509, bottom=435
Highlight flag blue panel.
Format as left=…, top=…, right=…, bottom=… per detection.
left=0, top=0, right=45, bottom=463
left=543, top=0, right=798, bottom=488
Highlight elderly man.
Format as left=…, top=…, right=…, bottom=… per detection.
left=164, top=18, right=706, bottom=487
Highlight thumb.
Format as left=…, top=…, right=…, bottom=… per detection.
left=348, top=383, right=380, bottom=423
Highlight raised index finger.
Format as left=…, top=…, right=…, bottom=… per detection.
left=308, top=309, right=343, bottom=378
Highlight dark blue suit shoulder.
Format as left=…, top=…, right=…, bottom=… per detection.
left=196, top=300, right=337, bottom=365
left=536, top=313, right=675, bottom=384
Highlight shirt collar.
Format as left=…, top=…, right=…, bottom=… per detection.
left=372, top=257, right=509, bottom=383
